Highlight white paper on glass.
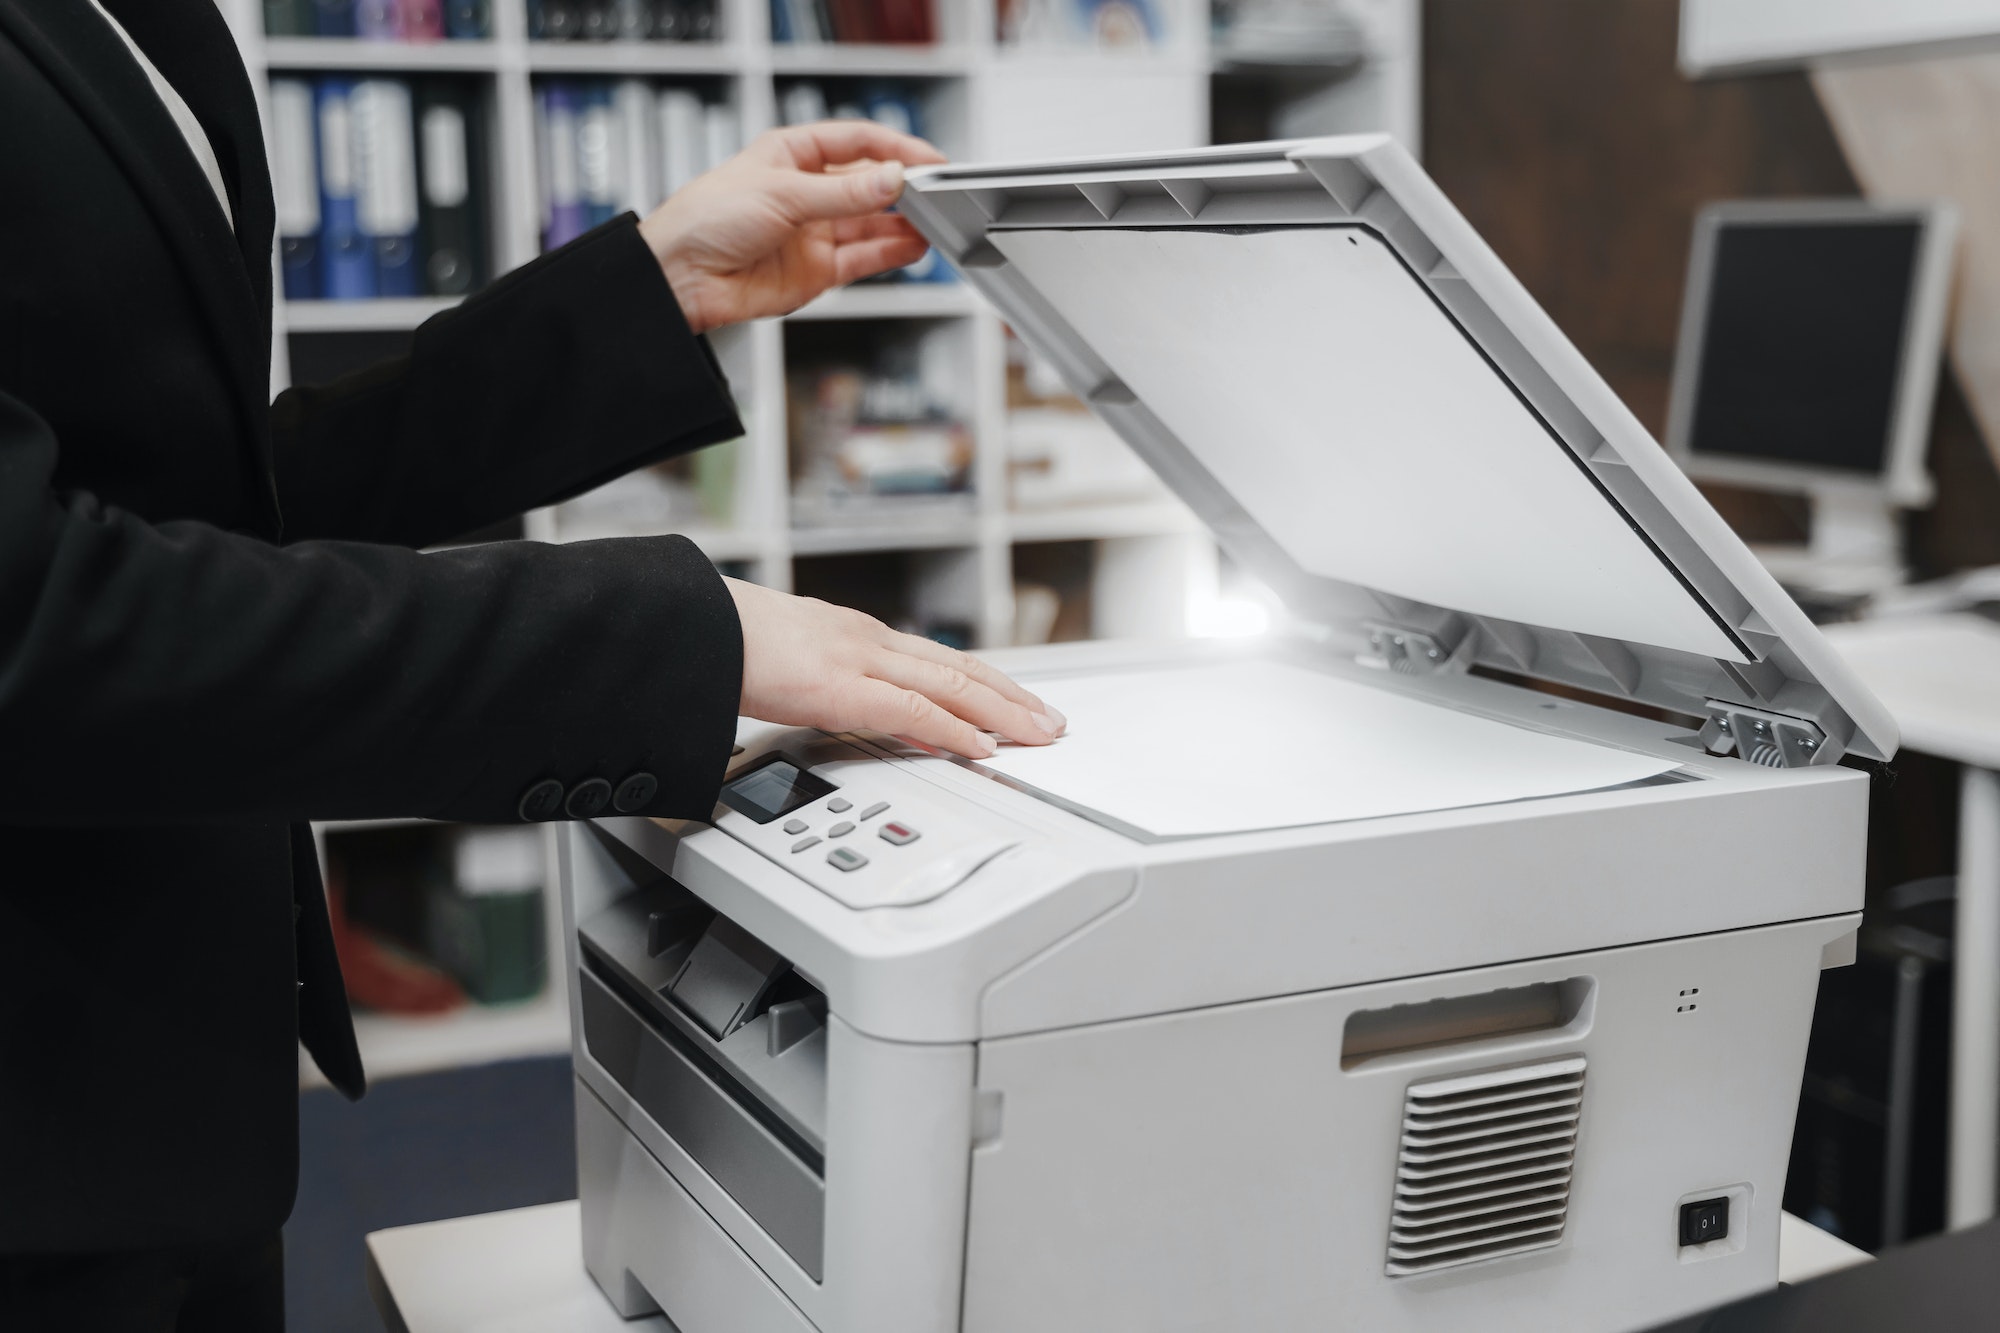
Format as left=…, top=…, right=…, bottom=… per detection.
left=989, top=226, right=1743, bottom=661
left=977, top=659, right=1681, bottom=838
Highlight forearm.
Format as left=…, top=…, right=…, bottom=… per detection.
left=2, top=396, right=741, bottom=825
left=270, top=216, right=743, bottom=548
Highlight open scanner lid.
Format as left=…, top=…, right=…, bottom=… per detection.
left=900, top=136, right=1898, bottom=767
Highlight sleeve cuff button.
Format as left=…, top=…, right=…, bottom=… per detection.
left=613, top=772, right=659, bottom=813
left=565, top=778, right=613, bottom=819
left=518, top=779, right=565, bottom=822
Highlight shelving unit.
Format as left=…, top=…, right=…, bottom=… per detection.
left=217, top=0, right=1416, bottom=1084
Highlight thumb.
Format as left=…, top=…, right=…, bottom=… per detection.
left=780, top=161, right=906, bottom=222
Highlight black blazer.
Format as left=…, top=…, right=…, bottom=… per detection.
left=0, top=0, right=745, bottom=1251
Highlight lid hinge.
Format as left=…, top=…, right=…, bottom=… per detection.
left=1700, top=702, right=1838, bottom=769
left=1360, top=622, right=1465, bottom=676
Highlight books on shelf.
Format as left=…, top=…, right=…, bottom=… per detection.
left=789, top=357, right=973, bottom=518
left=266, top=0, right=490, bottom=39
left=771, top=0, right=934, bottom=44
left=535, top=78, right=738, bottom=250
left=273, top=74, right=488, bottom=302
left=997, top=0, right=1164, bottom=49
left=527, top=0, right=720, bottom=42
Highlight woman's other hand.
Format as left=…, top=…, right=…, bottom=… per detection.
left=639, top=121, right=948, bottom=334
left=725, top=578, right=1066, bottom=760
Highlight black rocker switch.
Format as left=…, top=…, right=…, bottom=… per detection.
left=1679, top=1197, right=1730, bottom=1247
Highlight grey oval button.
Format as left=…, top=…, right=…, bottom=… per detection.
left=565, top=778, right=613, bottom=819
left=783, top=818, right=809, bottom=835
left=827, top=797, right=853, bottom=814
left=859, top=801, right=890, bottom=821
left=612, top=771, right=658, bottom=813
left=517, top=779, right=565, bottom=822
left=828, top=821, right=856, bottom=838
left=791, top=836, right=821, bottom=853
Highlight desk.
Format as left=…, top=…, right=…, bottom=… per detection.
left=1823, top=613, right=2000, bottom=1228
left=365, top=1201, right=1869, bottom=1333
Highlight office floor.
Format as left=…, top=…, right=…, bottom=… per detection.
left=287, top=1055, right=577, bottom=1333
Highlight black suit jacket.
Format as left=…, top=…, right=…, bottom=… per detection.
left=0, top=0, right=745, bottom=1252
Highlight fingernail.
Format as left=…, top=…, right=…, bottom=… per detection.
left=875, top=161, right=905, bottom=198
left=1044, top=706, right=1068, bottom=731
left=1032, top=711, right=1063, bottom=738
left=974, top=734, right=998, bottom=759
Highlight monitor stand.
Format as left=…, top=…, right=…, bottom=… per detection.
left=1751, top=485, right=1906, bottom=598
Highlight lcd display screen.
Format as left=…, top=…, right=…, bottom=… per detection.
left=1689, top=219, right=1922, bottom=475
left=718, top=759, right=836, bottom=824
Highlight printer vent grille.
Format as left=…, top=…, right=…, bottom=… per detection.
left=1384, top=1056, right=1586, bottom=1277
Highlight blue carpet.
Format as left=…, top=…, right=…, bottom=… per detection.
left=285, top=1055, right=577, bottom=1333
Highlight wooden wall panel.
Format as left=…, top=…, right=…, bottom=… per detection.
left=1423, top=0, right=2000, bottom=573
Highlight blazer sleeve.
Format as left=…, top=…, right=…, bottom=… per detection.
left=269, top=214, right=743, bottom=549
left=0, top=388, right=742, bottom=826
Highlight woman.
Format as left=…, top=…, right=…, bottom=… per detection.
left=0, top=1, right=1061, bottom=1326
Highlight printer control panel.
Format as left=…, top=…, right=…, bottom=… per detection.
left=715, top=754, right=1022, bottom=910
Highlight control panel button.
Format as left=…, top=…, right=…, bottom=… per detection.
left=859, top=801, right=890, bottom=821
left=827, top=797, right=853, bottom=813
left=783, top=818, right=809, bottom=835
left=827, top=847, right=868, bottom=872
left=828, top=821, right=856, bottom=838
left=878, top=821, right=921, bottom=846
left=791, top=836, right=821, bottom=853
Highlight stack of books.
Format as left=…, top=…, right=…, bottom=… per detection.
left=270, top=76, right=489, bottom=301
left=534, top=80, right=740, bottom=251
left=770, top=0, right=935, bottom=43
left=527, top=0, right=720, bottom=41
left=264, top=0, right=491, bottom=39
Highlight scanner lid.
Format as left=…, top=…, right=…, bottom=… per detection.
left=900, top=136, right=1898, bottom=766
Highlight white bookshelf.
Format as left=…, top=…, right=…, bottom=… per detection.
left=217, top=0, right=1414, bottom=1082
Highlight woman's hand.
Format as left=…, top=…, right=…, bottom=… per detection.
left=726, top=578, right=1066, bottom=760
left=638, top=121, right=948, bottom=334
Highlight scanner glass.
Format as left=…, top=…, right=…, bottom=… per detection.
left=976, top=658, right=1679, bottom=839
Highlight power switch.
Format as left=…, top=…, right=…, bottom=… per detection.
left=1679, top=1197, right=1730, bottom=1247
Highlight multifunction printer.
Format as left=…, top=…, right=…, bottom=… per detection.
left=559, top=136, right=1895, bottom=1332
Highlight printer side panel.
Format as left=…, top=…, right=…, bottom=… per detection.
left=960, top=915, right=1854, bottom=1333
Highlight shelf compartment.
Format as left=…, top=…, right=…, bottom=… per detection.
left=768, top=43, right=971, bottom=77
left=1005, top=500, right=1201, bottom=543
left=263, top=37, right=501, bottom=72
left=284, top=296, right=464, bottom=332
left=525, top=41, right=742, bottom=75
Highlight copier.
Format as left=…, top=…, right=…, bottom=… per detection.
left=559, top=137, right=1897, bottom=1332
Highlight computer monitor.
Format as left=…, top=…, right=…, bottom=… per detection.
left=1665, top=199, right=1957, bottom=591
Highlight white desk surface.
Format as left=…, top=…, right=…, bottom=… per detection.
left=365, top=1200, right=1871, bottom=1333
left=1822, top=613, right=2000, bottom=769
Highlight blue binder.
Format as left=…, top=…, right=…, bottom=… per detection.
left=315, top=78, right=377, bottom=301
left=354, top=79, right=422, bottom=297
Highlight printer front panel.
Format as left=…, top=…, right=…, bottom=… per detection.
left=960, top=912, right=1854, bottom=1333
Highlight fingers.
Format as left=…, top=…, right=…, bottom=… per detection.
left=830, top=212, right=921, bottom=244
left=867, top=650, right=1060, bottom=747
left=833, top=235, right=932, bottom=286
left=840, top=676, right=996, bottom=759
left=765, top=121, right=947, bottom=173
left=878, top=629, right=1064, bottom=730
left=777, top=160, right=910, bottom=222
